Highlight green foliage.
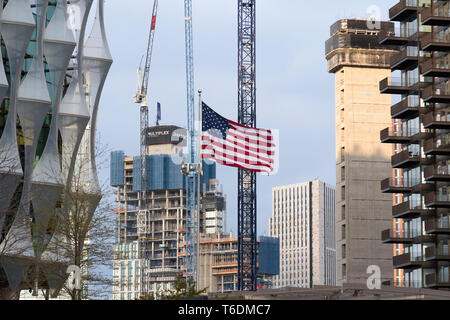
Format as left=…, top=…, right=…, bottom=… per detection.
left=136, top=274, right=207, bottom=300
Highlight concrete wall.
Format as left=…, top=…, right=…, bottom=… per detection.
left=333, top=64, right=393, bottom=285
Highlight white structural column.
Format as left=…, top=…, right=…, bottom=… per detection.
left=0, top=4, right=12, bottom=234
left=16, top=0, right=51, bottom=227
left=0, top=0, right=34, bottom=234
left=61, top=0, right=93, bottom=191
left=0, top=0, right=38, bottom=294
left=12, top=1, right=52, bottom=263
left=0, top=6, right=8, bottom=103
left=80, top=0, right=112, bottom=199
left=31, top=0, right=77, bottom=260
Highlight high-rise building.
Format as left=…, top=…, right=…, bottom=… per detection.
left=200, top=179, right=226, bottom=235
left=325, top=19, right=398, bottom=285
left=110, top=125, right=224, bottom=300
left=0, top=0, right=111, bottom=299
left=379, top=0, right=450, bottom=289
left=269, top=180, right=336, bottom=288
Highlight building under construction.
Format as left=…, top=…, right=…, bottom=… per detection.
left=179, top=234, right=279, bottom=294
left=110, top=125, right=224, bottom=300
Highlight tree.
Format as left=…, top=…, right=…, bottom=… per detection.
left=40, top=140, right=116, bottom=300
left=137, top=274, right=207, bottom=300
left=0, top=144, right=30, bottom=300
left=0, top=143, right=26, bottom=257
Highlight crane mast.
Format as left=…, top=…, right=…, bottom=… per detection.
left=134, top=0, right=159, bottom=297
left=237, top=0, right=257, bottom=291
left=182, top=0, right=200, bottom=287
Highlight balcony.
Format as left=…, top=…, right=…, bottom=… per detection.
left=426, top=272, right=450, bottom=289
left=424, top=165, right=450, bottom=182
left=379, top=28, right=410, bottom=46
left=380, top=77, right=412, bottom=94
left=393, top=252, right=422, bottom=269
left=425, top=246, right=450, bottom=261
left=408, top=131, right=433, bottom=144
left=380, top=178, right=412, bottom=194
left=391, top=96, right=428, bottom=119
left=422, top=84, right=450, bottom=103
left=392, top=200, right=428, bottom=219
left=410, top=181, right=435, bottom=194
left=425, top=218, right=450, bottom=234
left=425, top=192, right=450, bottom=208
left=424, top=138, right=450, bottom=156
left=392, top=279, right=424, bottom=288
left=380, top=127, right=410, bottom=144
left=421, top=4, right=450, bottom=26
left=381, top=229, right=412, bottom=244
left=389, top=0, right=418, bottom=21
left=391, top=149, right=420, bottom=169
left=423, top=111, right=450, bottom=130
left=390, top=47, right=419, bottom=70
left=421, top=57, right=450, bottom=77
left=421, top=32, right=450, bottom=51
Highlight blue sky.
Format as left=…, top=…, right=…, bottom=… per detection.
left=97, top=0, right=396, bottom=235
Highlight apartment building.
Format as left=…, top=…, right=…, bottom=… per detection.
left=269, top=180, right=336, bottom=288
left=379, top=0, right=450, bottom=289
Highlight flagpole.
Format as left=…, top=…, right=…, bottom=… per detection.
left=198, top=90, right=202, bottom=165
left=196, top=89, right=202, bottom=291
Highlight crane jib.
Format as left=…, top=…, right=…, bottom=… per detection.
left=151, top=16, right=157, bottom=30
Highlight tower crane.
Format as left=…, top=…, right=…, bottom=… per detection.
left=237, top=0, right=257, bottom=291
left=134, top=0, right=159, bottom=296
left=134, top=0, right=158, bottom=171
left=181, top=0, right=201, bottom=288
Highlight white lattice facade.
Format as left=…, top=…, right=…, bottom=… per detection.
left=0, top=0, right=112, bottom=299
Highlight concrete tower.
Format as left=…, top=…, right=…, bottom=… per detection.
left=325, top=19, right=398, bottom=285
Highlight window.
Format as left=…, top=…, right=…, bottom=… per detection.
left=441, top=266, right=449, bottom=283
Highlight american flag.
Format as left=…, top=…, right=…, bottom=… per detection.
left=201, top=102, right=275, bottom=173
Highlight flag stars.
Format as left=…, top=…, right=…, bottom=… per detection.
left=202, top=102, right=230, bottom=140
